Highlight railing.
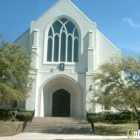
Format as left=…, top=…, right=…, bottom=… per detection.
left=22, top=109, right=35, bottom=132
left=22, top=115, right=30, bottom=132
left=29, top=109, right=35, bottom=123
left=86, top=111, right=95, bottom=133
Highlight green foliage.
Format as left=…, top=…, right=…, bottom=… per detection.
left=17, top=108, right=25, bottom=112
left=0, top=109, right=32, bottom=121
left=89, top=113, right=101, bottom=122
left=16, top=111, right=32, bottom=121
left=88, top=111, right=136, bottom=124
left=90, top=55, right=140, bottom=128
left=0, top=41, right=36, bottom=104
left=105, top=113, right=134, bottom=124
left=0, top=109, right=11, bottom=120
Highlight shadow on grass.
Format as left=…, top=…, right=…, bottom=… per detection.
left=94, top=125, right=137, bottom=136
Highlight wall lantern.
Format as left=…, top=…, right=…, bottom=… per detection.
left=86, top=85, right=93, bottom=95
left=89, top=85, right=93, bottom=91
left=59, top=63, right=65, bottom=71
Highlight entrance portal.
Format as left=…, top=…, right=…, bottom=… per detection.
left=52, top=89, right=70, bottom=117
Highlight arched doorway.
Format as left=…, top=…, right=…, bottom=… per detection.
left=52, top=89, right=70, bottom=117
left=39, top=75, right=84, bottom=117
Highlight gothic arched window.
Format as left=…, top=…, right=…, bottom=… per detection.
left=47, top=18, right=79, bottom=62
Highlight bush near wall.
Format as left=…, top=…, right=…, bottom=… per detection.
left=88, top=113, right=101, bottom=122
left=88, top=111, right=136, bottom=124
left=0, top=109, right=11, bottom=120
left=0, top=109, right=32, bottom=121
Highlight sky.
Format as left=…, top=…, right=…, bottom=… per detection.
left=0, top=0, right=140, bottom=55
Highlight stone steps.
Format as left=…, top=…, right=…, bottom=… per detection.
left=32, top=117, right=88, bottom=124
left=23, top=117, right=93, bottom=134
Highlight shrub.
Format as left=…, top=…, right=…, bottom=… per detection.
left=120, top=114, right=131, bottom=120
left=87, top=111, right=136, bottom=124
left=0, top=109, right=11, bottom=120
left=92, top=115, right=101, bottom=122
left=17, top=108, right=25, bottom=112
left=0, top=109, right=32, bottom=121
left=88, top=113, right=101, bottom=122
left=16, top=114, right=26, bottom=121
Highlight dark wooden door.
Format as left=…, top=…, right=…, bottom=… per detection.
left=52, top=89, right=70, bottom=117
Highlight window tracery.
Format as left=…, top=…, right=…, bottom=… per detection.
left=47, top=18, right=79, bottom=63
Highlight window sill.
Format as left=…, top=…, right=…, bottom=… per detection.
left=43, top=62, right=78, bottom=65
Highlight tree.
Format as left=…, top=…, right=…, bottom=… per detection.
left=0, top=41, right=36, bottom=115
left=90, top=55, right=140, bottom=129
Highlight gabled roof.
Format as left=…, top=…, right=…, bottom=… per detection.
left=34, top=0, right=94, bottom=24
left=97, top=30, right=121, bottom=51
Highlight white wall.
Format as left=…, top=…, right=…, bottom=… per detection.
left=14, top=29, right=30, bottom=51
left=96, top=30, right=121, bottom=67
left=14, top=0, right=121, bottom=116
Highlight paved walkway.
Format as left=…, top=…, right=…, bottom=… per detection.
left=0, top=133, right=139, bottom=140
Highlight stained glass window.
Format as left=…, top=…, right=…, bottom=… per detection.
left=47, top=18, right=79, bottom=62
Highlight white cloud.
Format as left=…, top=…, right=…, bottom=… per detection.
left=123, top=18, right=140, bottom=28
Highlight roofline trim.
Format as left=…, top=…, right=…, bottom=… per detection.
left=32, top=0, right=94, bottom=24
left=69, top=0, right=93, bottom=24
left=97, top=29, right=121, bottom=51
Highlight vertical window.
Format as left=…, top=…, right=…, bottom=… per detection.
left=47, top=38, right=52, bottom=61
left=74, top=39, right=78, bottom=62
left=47, top=18, right=79, bottom=63
left=54, top=35, right=59, bottom=62
left=67, top=36, right=72, bottom=62
left=60, top=33, right=66, bottom=62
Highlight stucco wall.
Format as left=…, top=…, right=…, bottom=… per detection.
left=29, top=0, right=96, bottom=74
left=13, top=0, right=121, bottom=115
left=96, top=30, right=121, bottom=68
left=14, top=29, right=30, bottom=51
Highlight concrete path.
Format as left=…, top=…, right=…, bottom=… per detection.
left=0, top=133, right=139, bottom=140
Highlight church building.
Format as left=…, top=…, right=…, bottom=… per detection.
left=15, top=0, right=121, bottom=118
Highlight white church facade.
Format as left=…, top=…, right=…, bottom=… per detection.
left=15, top=0, right=121, bottom=118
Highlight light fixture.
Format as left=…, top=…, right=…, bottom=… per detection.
left=89, top=85, right=92, bottom=91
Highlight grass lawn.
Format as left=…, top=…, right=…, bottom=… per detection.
left=94, top=122, right=138, bottom=135
left=0, top=121, right=138, bottom=136
left=0, top=109, right=33, bottom=136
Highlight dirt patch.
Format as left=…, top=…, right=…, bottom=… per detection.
left=0, top=121, right=23, bottom=136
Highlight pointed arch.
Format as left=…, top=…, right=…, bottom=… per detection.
left=46, top=18, right=79, bottom=62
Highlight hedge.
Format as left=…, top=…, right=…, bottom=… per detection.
left=0, top=109, right=32, bottom=121
left=88, top=111, right=136, bottom=124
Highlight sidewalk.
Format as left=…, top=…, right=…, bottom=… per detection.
left=0, top=133, right=139, bottom=140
